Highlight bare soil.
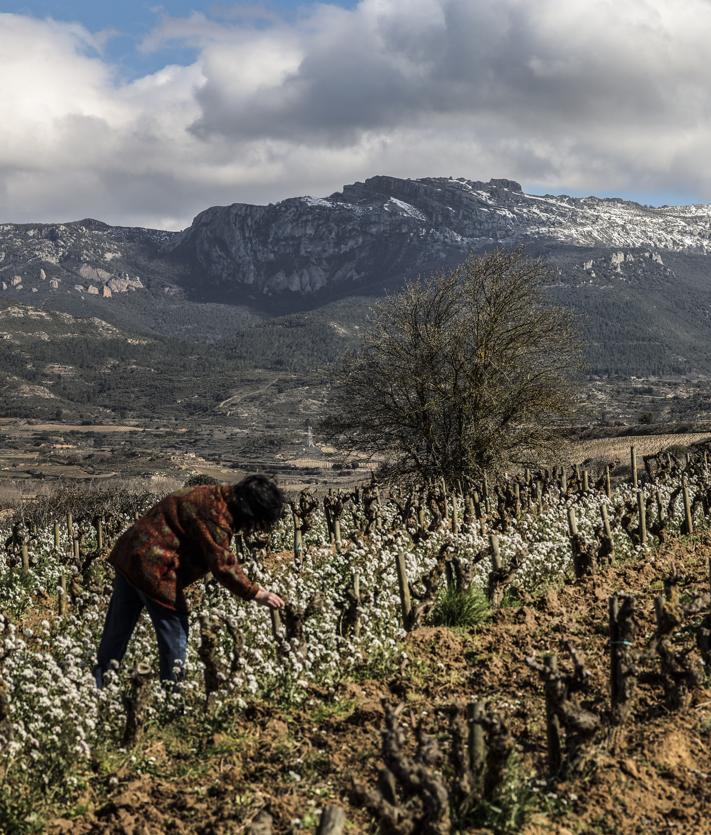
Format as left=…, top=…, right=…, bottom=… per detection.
left=44, top=534, right=711, bottom=834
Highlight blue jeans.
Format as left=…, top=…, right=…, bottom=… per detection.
left=94, top=572, right=189, bottom=687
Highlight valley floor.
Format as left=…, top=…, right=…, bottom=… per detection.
left=3, top=417, right=711, bottom=508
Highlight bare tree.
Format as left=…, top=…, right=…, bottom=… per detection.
left=320, top=250, right=579, bottom=482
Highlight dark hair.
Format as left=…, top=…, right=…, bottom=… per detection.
left=230, top=474, right=286, bottom=532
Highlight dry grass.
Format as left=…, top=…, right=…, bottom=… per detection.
left=566, top=431, right=711, bottom=464
left=0, top=474, right=185, bottom=512
left=0, top=419, right=144, bottom=433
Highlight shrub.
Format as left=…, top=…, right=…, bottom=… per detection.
left=321, top=249, right=579, bottom=482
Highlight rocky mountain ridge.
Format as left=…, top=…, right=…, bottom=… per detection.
left=0, top=219, right=174, bottom=301
left=174, top=176, right=711, bottom=297
left=2, top=176, right=711, bottom=305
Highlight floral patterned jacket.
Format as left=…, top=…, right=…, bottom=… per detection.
left=109, top=484, right=259, bottom=611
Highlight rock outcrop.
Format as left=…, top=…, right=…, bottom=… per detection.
left=0, top=219, right=169, bottom=301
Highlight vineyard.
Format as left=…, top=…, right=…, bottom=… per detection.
left=1, top=448, right=710, bottom=833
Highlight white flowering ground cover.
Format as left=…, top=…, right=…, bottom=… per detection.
left=0, top=471, right=706, bottom=831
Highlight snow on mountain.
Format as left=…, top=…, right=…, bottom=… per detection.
left=2, top=174, right=711, bottom=303
left=174, top=175, right=711, bottom=297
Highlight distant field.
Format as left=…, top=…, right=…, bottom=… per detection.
left=0, top=419, right=145, bottom=433
left=568, top=431, right=711, bottom=463
left=3, top=416, right=711, bottom=507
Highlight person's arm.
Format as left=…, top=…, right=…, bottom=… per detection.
left=191, top=517, right=285, bottom=608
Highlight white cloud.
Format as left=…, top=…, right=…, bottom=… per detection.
left=1, top=1, right=711, bottom=229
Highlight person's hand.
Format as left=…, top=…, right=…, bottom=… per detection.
left=255, top=588, right=286, bottom=609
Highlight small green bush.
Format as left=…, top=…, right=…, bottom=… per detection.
left=431, top=586, right=490, bottom=628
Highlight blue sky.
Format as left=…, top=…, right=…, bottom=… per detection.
left=2, top=1, right=358, bottom=78
left=0, top=1, right=708, bottom=227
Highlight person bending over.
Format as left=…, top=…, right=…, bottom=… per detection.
left=94, top=474, right=286, bottom=687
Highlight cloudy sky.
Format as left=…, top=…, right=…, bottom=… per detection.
left=1, top=0, right=709, bottom=229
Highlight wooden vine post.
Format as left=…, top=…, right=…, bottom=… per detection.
left=609, top=594, right=637, bottom=723
left=20, top=534, right=30, bottom=575
left=544, top=654, right=562, bottom=774
left=324, top=492, right=335, bottom=545
left=439, top=478, right=450, bottom=527
left=600, top=504, right=614, bottom=558
left=451, top=494, right=459, bottom=533
left=567, top=506, right=578, bottom=539
left=334, top=517, right=342, bottom=552
left=293, top=524, right=303, bottom=560
left=468, top=699, right=486, bottom=794
left=630, top=445, right=638, bottom=489
left=682, top=479, right=694, bottom=535
left=444, top=560, right=457, bottom=591
left=582, top=470, right=589, bottom=493
left=96, top=515, right=104, bottom=550
left=637, top=491, right=647, bottom=546
left=465, top=493, right=476, bottom=524
left=487, top=532, right=514, bottom=606
left=489, top=532, right=502, bottom=574
left=371, top=481, right=382, bottom=531
left=605, top=465, right=612, bottom=499
left=290, top=501, right=304, bottom=561
left=66, top=512, right=73, bottom=541
left=350, top=573, right=362, bottom=638
left=122, top=662, right=153, bottom=747
left=53, top=521, right=60, bottom=551
left=58, top=573, right=68, bottom=617
left=394, top=550, right=412, bottom=629
left=270, top=608, right=283, bottom=643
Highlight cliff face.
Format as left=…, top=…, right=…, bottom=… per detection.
left=172, top=175, right=711, bottom=297
left=175, top=180, right=466, bottom=297
left=3, top=175, right=711, bottom=303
